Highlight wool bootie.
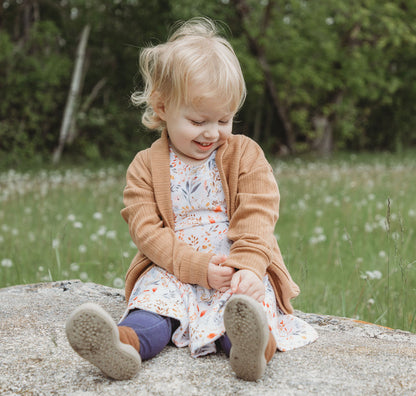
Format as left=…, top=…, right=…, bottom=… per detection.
left=66, top=303, right=141, bottom=380
left=224, top=294, right=276, bottom=381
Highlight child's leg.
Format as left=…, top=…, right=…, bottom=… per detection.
left=66, top=303, right=141, bottom=380
left=118, top=309, right=176, bottom=360
left=223, top=295, right=276, bottom=381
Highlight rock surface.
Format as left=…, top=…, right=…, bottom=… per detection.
left=0, top=280, right=415, bottom=395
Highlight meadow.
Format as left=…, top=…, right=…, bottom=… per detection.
left=1, top=152, right=415, bottom=332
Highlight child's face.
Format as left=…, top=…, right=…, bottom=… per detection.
left=157, top=96, right=235, bottom=164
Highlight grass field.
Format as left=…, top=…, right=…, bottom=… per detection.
left=1, top=151, right=415, bottom=332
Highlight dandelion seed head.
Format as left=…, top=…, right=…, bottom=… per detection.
left=365, top=223, right=373, bottom=233
left=80, top=272, right=88, bottom=281
left=367, top=298, right=375, bottom=305
left=93, top=212, right=103, bottom=220
left=391, top=232, right=400, bottom=241
left=314, top=226, right=324, bottom=235
left=106, top=230, right=117, bottom=239
left=378, top=251, right=387, bottom=259
left=67, top=214, right=76, bottom=222
left=78, top=244, right=87, bottom=253
left=28, top=232, right=35, bottom=242
left=90, top=233, right=98, bottom=242
left=365, top=270, right=382, bottom=280
left=73, top=221, right=83, bottom=229
left=52, top=238, right=60, bottom=249
left=113, top=277, right=124, bottom=288
left=70, top=262, right=80, bottom=272
left=1, top=258, right=13, bottom=268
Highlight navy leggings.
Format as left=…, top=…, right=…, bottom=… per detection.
left=119, top=309, right=231, bottom=360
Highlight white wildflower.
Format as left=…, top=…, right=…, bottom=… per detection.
left=364, top=223, right=373, bottom=233
left=1, top=258, right=13, bottom=268
left=78, top=245, right=87, bottom=253
left=106, top=230, right=117, bottom=239
left=52, top=238, right=60, bottom=249
left=93, top=212, right=103, bottom=220
left=365, top=270, right=382, bottom=280
left=73, top=221, right=83, bottom=229
left=70, top=262, right=80, bottom=272
left=113, top=277, right=124, bottom=288
left=80, top=272, right=88, bottom=281
left=67, top=214, right=76, bottom=222
left=314, top=226, right=324, bottom=235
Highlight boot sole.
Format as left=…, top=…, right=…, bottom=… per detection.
left=65, top=303, right=141, bottom=380
left=224, top=295, right=268, bottom=381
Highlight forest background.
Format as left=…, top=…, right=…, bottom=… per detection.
left=1, top=0, right=416, bottom=166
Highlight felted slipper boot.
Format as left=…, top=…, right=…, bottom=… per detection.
left=224, top=294, right=269, bottom=381
left=66, top=303, right=141, bottom=380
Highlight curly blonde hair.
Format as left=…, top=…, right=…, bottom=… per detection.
left=131, top=17, right=246, bottom=131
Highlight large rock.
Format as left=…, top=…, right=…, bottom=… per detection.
left=0, top=280, right=415, bottom=395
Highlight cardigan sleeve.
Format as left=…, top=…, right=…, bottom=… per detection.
left=121, top=150, right=213, bottom=289
left=225, top=140, right=279, bottom=280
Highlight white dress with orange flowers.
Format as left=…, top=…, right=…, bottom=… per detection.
left=123, top=148, right=318, bottom=357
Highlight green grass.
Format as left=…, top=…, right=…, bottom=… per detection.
left=1, top=152, right=415, bottom=332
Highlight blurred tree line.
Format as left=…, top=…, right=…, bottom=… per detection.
left=1, top=0, right=415, bottom=166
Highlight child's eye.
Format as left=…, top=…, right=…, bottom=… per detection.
left=219, top=119, right=231, bottom=125
left=190, top=120, right=204, bottom=126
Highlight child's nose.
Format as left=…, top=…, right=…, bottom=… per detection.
left=203, top=123, right=219, bottom=140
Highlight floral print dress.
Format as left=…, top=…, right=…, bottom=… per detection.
left=123, top=148, right=318, bottom=357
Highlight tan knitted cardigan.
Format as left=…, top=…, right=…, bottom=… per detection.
left=121, top=130, right=300, bottom=314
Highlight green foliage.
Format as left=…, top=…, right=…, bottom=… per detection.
left=231, top=0, right=416, bottom=152
left=0, top=20, right=71, bottom=166
left=0, top=0, right=415, bottom=166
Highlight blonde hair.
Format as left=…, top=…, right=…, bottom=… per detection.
left=131, top=17, right=246, bottom=131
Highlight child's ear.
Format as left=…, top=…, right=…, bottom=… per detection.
left=151, top=92, right=167, bottom=121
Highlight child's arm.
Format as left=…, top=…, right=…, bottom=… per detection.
left=121, top=151, right=213, bottom=289
left=224, top=139, right=280, bottom=283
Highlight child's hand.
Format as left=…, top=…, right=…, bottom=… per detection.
left=208, top=255, right=235, bottom=292
left=231, top=270, right=265, bottom=303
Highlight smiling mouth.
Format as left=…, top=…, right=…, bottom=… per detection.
left=194, top=141, right=214, bottom=150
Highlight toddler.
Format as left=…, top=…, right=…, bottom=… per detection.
left=66, top=17, right=317, bottom=382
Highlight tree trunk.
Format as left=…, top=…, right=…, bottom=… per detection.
left=231, top=0, right=296, bottom=152
left=312, top=115, right=333, bottom=156
left=52, top=25, right=90, bottom=164
left=67, top=77, right=107, bottom=144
